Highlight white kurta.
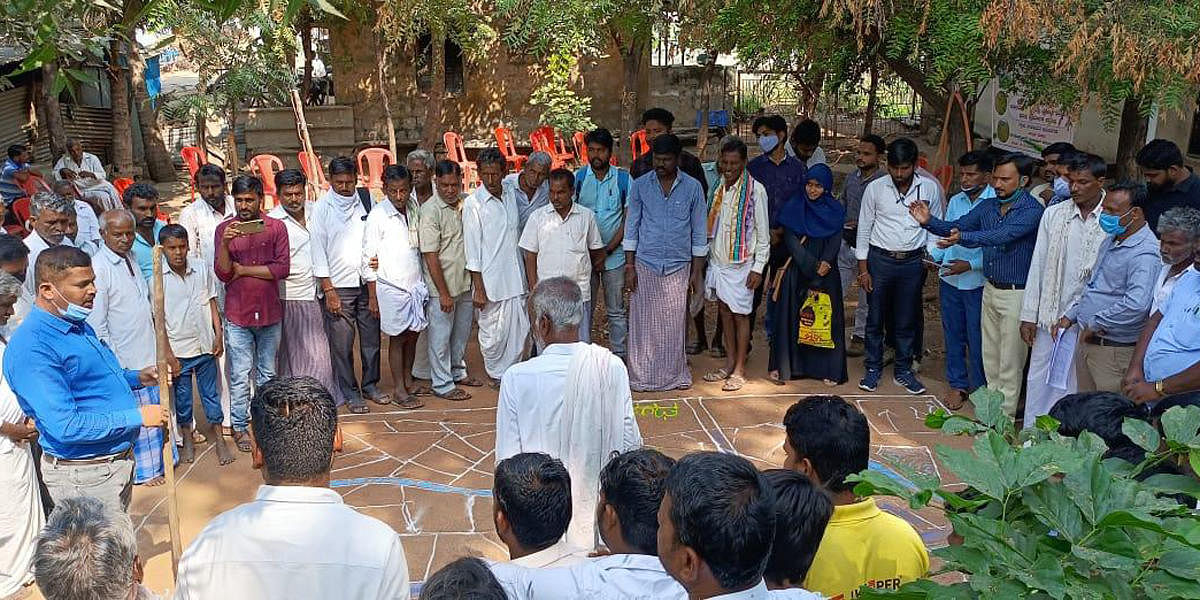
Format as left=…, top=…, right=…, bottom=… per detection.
left=53, top=151, right=122, bottom=211
left=0, top=339, right=41, bottom=597
left=496, top=342, right=642, bottom=551
left=88, top=246, right=155, bottom=370
left=268, top=205, right=319, bottom=302
left=462, top=187, right=528, bottom=378
left=361, top=199, right=427, bottom=336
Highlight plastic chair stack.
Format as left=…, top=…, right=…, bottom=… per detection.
left=629, top=130, right=649, bottom=163
left=572, top=132, right=618, bottom=167
left=356, top=148, right=395, bottom=190
left=298, top=151, right=329, bottom=193
left=248, top=154, right=285, bottom=209
left=494, top=127, right=527, bottom=173
left=443, top=132, right=479, bottom=189
left=180, top=146, right=205, bottom=200
left=529, top=126, right=574, bottom=169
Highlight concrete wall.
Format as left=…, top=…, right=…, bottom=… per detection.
left=647, top=66, right=733, bottom=129
left=240, top=105, right=356, bottom=169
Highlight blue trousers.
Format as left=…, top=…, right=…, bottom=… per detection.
left=174, top=354, right=223, bottom=428
left=225, top=322, right=282, bottom=431
left=865, top=249, right=923, bottom=374
left=939, top=281, right=986, bottom=391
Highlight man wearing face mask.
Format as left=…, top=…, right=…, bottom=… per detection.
left=912, top=153, right=1044, bottom=417
left=1031, top=142, right=1076, bottom=206
left=1150, top=207, right=1200, bottom=315
left=1052, top=182, right=1160, bottom=394
left=2, top=245, right=165, bottom=511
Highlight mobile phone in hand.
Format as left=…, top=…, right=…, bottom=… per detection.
left=234, top=220, right=265, bottom=235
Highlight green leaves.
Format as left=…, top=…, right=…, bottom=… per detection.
left=1122, top=418, right=1161, bottom=453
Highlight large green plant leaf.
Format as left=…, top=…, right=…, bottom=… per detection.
left=1122, top=418, right=1161, bottom=453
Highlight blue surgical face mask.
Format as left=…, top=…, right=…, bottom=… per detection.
left=51, top=285, right=91, bottom=322
left=758, top=135, right=779, bottom=154
left=1053, top=175, right=1070, bottom=198
left=1098, top=208, right=1133, bottom=236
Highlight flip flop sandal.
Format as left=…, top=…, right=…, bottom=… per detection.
left=458, top=377, right=484, bottom=388
left=722, top=374, right=746, bottom=392
left=411, top=385, right=433, bottom=397
left=367, top=393, right=392, bottom=406
left=703, top=368, right=731, bottom=382
left=395, top=395, right=425, bottom=410
left=347, top=402, right=370, bottom=414
left=192, top=429, right=208, bottom=444
left=435, top=388, right=472, bottom=401
left=767, top=373, right=787, bottom=386
left=231, top=431, right=252, bottom=453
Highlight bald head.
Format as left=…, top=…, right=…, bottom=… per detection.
left=99, top=210, right=136, bottom=256
left=99, top=209, right=134, bottom=232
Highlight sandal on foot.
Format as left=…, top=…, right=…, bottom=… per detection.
left=767, top=372, right=787, bottom=386
left=347, top=402, right=370, bottom=415
left=395, top=394, right=425, bottom=410
left=685, top=341, right=707, bottom=355
left=366, top=393, right=392, bottom=406
left=703, top=368, right=731, bottom=382
left=458, top=377, right=484, bottom=388
left=435, top=388, right=472, bottom=401
left=411, top=385, right=433, bottom=397
left=722, top=374, right=746, bottom=392
left=191, top=429, right=208, bottom=444
left=231, top=431, right=252, bottom=453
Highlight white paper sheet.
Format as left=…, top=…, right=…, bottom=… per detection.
left=1046, top=326, right=1079, bottom=390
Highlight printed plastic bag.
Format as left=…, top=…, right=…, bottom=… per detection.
left=797, top=290, right=834, bottom=349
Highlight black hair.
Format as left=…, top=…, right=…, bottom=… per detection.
left=382, top=164, right=411, bottom=185
left=584, top=128, right=615, bottom=152
left=6, top=144, right=25, bottom=160
left=664, top=452, right=774, bottom=591
left=1136, top=139, right=1185, bottom=170
left=157, top=224, right=189, bottom=245
left=599, top=449, right=675, bottom=555
left=274, top=168, right=306, bottom=191
left=958, top=150, right=994, bottom=172
left=651, top=134, right=683, bottom=157
left=752, top=115, right=787, bottom=136
left=1041, top=142, right=1076, bottom=158
left=1065, top=153, right=1108, bottom=179
left=328, top=156, right=357, bottom=177
left=249, top=377, right=338, bottom=483
left=548, top=168, right=575, bottom=189
left=790, top=119, right=821, bottom=146
left=859, top=134, right=886, bottom=155
left=434, top=160, right=462, bottom=178
left=493, top=452, right=572, bottom=551
left=35, top=245, right=91, bottom=286
left=195, top=163, right=226, bottom=184
left=230, top=174, right=264, bottom=197
left=720, top=137, right=748, bottom=160
left=886, top=138, right=919, bottom=167
left=641, top=108, right=675, bottom=129
left=994, top=152, right=1036, bottom=179
left=1049, top=392, right=1149, bottom=455
left=476, top=147, right=506, bottom=169
left=419, top=557, right=507, bottom=600
left=121, top=182, right=159, bottom=208
left=783, top=396, right=869, bottom=493
left=1106, top=181, right=1149, bottom=209
left=761, top=469, right=833, bottom=586
left=0, top=234, right=29, bottom=265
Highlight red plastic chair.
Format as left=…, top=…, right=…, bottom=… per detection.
left=572, top=132, right=618, bottom=167
left=248, top=154, right=284, bottom=203
left=298, top=151, right=328, bottom=192
left=180, top=146, right=205, bottom=200
left=494, top=127, right=527, bottom=172
left=442, top=132, right=479, bottom=189
left=530, top=127, right=573, bottom=169
left=112, top=177, right=134, bottom=199
left=10, top=197, right=30, bottom=235
left=629, top=130, right=649, bottom=162
left=356, top=148, right=395, bottom=190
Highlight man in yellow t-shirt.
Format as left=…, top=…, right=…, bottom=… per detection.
left=782, top=395, right=930, bottom=599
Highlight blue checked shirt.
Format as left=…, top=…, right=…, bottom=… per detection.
left=4, top=307, right=144, bottom=459
left=923, top=189, right=1044, bottom=286
left=1063, top=225, right=1161, bottom=343
left=623, top=169, right=708, bottom=276
left=930, top=187, right=994, bottom=290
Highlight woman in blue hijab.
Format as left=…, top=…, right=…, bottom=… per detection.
left=768, top=163, right=848, bottom=385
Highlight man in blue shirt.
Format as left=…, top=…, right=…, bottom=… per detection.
left=911, top=153, right=1044, bottom=416
left=623, top=134, right=708, bottom=392
left=122, top=183, right=167, bottom=281
left=575, top=128, right=632, bottom=360
left=1125, top=266, right=1200, bottom=404
left=3, top=245, right=165, bottom=510
left=930, top=151, right=993, bottom=409
left=1054, top=182, right=1161, bottom=395
left=0, top=144, right=43, bottom=208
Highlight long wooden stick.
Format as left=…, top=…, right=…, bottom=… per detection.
left=291, top=89, right=321, bottom=201
left=151, top=245, right=183, bottom=577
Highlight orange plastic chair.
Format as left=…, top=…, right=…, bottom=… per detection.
left=443, top=132, right=479, bottom=189
left=494, top=127, right=527, bottom=172
left=112, top=177, right=134, bottom=199
left=530, top=127, right=573, bottom=169
left=356, top=148, right=395, bottom=190
left=572, top=132, right=618, bottom=167
left=629, top=130, right=649, bottom=162
left=10, top=197, right=30, bottom=232
left=248, top=154, right=284, bottom=202
left=298, top=151, right=328, bottom=192
left=180, top=146, right=205, bottom=200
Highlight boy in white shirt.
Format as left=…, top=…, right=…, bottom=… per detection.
left=519, top=169, right=604, bottom=342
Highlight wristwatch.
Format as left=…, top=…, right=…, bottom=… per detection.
left=1155, top=380, right=1166, bottom=397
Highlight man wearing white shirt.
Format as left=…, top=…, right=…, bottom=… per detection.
left=855, top=137, right=943, bottom=395
left=51, top=180, right=100, bottom=255
left=1019, top=153, right=1108, bottom=425
left=311, top=157, right=387, bottom=412
left=406, top=149, right=437, bottom=385
left=52, top=139, right=121, bottom=212
left=519, top=169, right=604, bottom=344
left=1151, top=207, right=1199, bottom=315
left=463, top=149, right=528, bottom=385
left=506, top=151, right=552, bottom=231
left=496, top=277, right=641, bottom=550
left=0, top=272, right=40, bottom=599
left=87, top=210, right=167, bottom=486
left=492, top=452, right=587, bottom=568
left=21, top=193, right=76, bottom=312
left=174, top=377, right=410, bottom=600
left=363, top=165, right=428, bottom=409
left=268, top=169, right=344, bottom=408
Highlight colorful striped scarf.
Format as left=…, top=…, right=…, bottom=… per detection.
left=707, top=170, right=757, bottom=263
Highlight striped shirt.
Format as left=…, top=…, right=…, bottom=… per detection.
left=923, top=189, right=1044, bottom=286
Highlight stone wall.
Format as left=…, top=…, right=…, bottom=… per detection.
left=647, top=65, right=734, bottom=130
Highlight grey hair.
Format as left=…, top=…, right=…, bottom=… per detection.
left=527, top=152, right=552, bottom=168
left=65, top=138, right=81, bottom=149
left=0, top=270, right=20, bottom=303
left=531, top=276, right=584, bottom=331
left=99, top=209, right=135, bottom=232
left=30, top=192, right=75, bottom=218
left=406, top=149, right=435, bottom=169
left=34, top=496, right=138, bottom=600
left=1157, top=207, right=1200, bottom=242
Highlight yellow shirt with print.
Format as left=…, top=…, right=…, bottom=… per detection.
left=803, top=498, right=930, bottom=599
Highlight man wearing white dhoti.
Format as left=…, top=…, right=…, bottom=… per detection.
left=52, top=139, right=122, bottom=213
left=464, top=149, right=529, bottom=386
left=0, top=272, right=40, bottom=599
left=703, top=137, right=769, bottom=392
left=495, top=277, right=642, bottom=552
left=1019, top=153, right=1108, bottom=426
left=364, top=165, right=428, bottom=409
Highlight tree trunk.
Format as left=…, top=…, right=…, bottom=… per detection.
left=195, top=71, right=209, bottom=158
left=108, top=39, right=136, bottom=177
left=38, top=63, right=69, bottom=160
left=863, top=62, right=879, bottom=136
left=696, top=54, right=716, bottom=160
left=420, top=32, right=446, bottom=151
left=377, top=39, right=396, bottom=158
left=226, top=104, right=240, bottom=174
left=1115, top=97, right=1148, bottom=180
left=618, top=35, right=650, bottom=143
left=128, top=43, right=176, bottom=182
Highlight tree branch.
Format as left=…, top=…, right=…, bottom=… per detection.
left=883, top=55, right=946, bottom=111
